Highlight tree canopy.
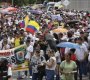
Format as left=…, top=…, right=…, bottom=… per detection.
left=13, top=0, right=45, bottom=6
left=0, top=0, right=60, bottom=6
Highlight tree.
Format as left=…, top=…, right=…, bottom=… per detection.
left=29, top=0, right=45, bottom=4
left=29, top=0, right=36, bottom=4
left=13, top=0, right=53, bottom=6
left=13, top=0, right=29, bottom=6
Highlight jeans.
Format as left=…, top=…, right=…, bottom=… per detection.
left=56, top=63, right=60, bottom=80
left=77, top=60, right=87, bottom=80
left=32, top=72, right=44, bottom=80
left=32, top=73, right=38, bottom=80
left=46, top=69, right=55, bottom=80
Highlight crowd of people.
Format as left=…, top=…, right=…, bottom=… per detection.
left=0, top=4, right=90, bottom=80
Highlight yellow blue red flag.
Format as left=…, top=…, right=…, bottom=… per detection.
left=26, top=20, right=40, bottom=34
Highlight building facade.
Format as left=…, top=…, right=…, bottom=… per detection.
left=66, top=0, right=90, bottom=11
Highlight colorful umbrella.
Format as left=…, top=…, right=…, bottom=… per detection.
left=4, top=7, right=17, bottom=12
left=51, top=14, right=63, bottom=21
left=0, top=9, right=12, bottom=14
left=66, top=20, right=80, bottom=24
left=52, top=28, right=68, bottom=33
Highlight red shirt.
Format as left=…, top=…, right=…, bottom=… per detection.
left=71, top=54, right=77, bottom=61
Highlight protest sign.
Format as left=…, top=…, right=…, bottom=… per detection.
left=0, top=44, right=29, bottom=71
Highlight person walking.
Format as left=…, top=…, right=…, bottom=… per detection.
left=60, top=52, right=77, bottom=80
left=45, top=50, right=56, bottom=80
left=25, top=38, right=34, bottom=78
left=75, top=37, right=88, bottom=80
left=31, top=49, right=46, bottom=80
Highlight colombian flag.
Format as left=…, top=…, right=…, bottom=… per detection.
left=19, top=15, right=29, bottom=28
left=26, top=20, right=40, bottom=34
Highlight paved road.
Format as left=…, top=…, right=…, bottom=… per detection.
left=12, top=71, right=89, bottom=80
left=13, top=76, right=89, bottom=80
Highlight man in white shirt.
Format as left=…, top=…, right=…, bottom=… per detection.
left=24, top=39, right=33, bottom=78
left=75, top=37, right=88, bottom=80
left=25, top=39, right=33, bottom=61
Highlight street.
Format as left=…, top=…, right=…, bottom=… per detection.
left=12, top=72, right=89, bottom=80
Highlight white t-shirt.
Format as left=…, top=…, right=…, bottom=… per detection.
left=8, top=37, right=15, bottom=44
left=55, top=51, right=61, bottom=63
left=15, top=20, right=19, bottom=24
left=25, top=44, right=33, bottom=60
left=75, top=43, right=88, bottom=61
left=65, top=48, right=70, bottom=54
left=46, top=57, right=56, bottom=70
left=2, top=44, right=10, bottom=50
left=0, top=40, right=10, bottom=50
left=24, top=33, right=33, bottom=41
left=83, top=41, right=89, bottom=48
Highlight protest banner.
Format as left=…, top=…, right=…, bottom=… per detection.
left=0, top=44, right=29, bottom=72
left=13, top=45, right=29, bottom=71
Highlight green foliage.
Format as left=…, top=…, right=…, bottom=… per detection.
left=14, top=0, right=29, bottom=6
left=13, top=0, right=45, bottom=6
left=29, top=0, right=36, bottom=4
left=13, top=0, right=59, bottom=6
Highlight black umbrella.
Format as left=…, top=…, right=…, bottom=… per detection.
left=66, top=20, right=80, bottom=24
left=65, top=20, right=80, bottom=28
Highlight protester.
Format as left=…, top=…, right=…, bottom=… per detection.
left=25, top=38, right=34, bottom=77
left=75, top=37, right=88, bottom=80
left=70, top=48, right=77, bottom=80
left=25, top=38, right=34, bottom=60
left=14, top=32, right=21, bottom=47
left=31, top=49, right=46, bottom=80
left=0, top=3, right=90, bottom=80
left=45, top=31, right=56, bottom=52
left=45, top=50, right=56, bottom=80
left=60, top=52, right=77, bottom=80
